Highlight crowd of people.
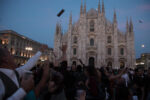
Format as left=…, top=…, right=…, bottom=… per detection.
left=0, top=47, right=150, bottom=100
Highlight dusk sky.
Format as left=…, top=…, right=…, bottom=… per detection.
left=0, top=0, right=150, bottom=58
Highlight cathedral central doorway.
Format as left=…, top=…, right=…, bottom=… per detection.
left=120, top=61, right=125, bottom=68
left=107, top=61, right=112, bottom=68
left=89, top=57, right=95, bottom=67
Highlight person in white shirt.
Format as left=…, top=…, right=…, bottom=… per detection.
left=0, top=47, right=44, bottom=100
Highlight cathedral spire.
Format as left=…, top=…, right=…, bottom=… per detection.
left=55, top=22, right=61, bottom=35
left=126, top=17, right=129, bottom=33
left=55, top=23, right=58, bottom=35
left=113, top=9, right=117, bottom=23
left=84, top=0, right=86, bottom=14
left=98, top=0, right=101, bottom=14
left=80, top=0, right=83, bottom=15
left=69, top=12, right=72, bottom=25
left=129, top=17, right=133, bottom=32
left=69, top=12, right=72, bottom=32
left=102, top=0, right=105, bottom=15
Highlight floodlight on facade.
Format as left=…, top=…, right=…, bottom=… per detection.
left=25, top=47, right=33, bottom=51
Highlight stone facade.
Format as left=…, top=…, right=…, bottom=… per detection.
left=54, top=0, right=135, bottom=68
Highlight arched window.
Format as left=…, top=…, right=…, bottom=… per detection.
left=73, top=48, right=77, bottom=55
left=90, top=38, right=94, bottom=46
left=120, top=48, right=124, bottom=55
left=107, top=36, right=111, bottom=43
left=90, top=20, right=94, bottom=32
left=73, top=36, right=77, bottom=44
left=108, top=48, right=111, bottom=55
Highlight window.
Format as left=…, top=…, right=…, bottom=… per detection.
left=73, top=48, right=76, bottom=55
left=10, top=48, right=15, bottom=55
left=16, top=51, right=18, bottom=55
left=120, top=48, right=124, bottom=55
left=73, top=36, right=77, bottom=44
left=21, top=52, right=23, bottom=56
left=108, top=48, right=111, bottom=55
left=11, top=40, right=15, bottom=45
left=2, top=40, right=8, bottom=45
left=90, top=38, right=94, bottom=46
left=90, top=20, right=94, bottom=32
left=107, top=36, right=111, bottom=43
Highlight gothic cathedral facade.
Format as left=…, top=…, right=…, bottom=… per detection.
left=54, top=0, right=135, bottom=68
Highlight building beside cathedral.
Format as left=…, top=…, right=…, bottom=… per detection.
left=0, top=30, right=54, bottom=65
left=54, top=0, right=135, bottom=68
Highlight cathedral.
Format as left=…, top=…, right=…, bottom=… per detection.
left=54, top=0, right=135, bottom=68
